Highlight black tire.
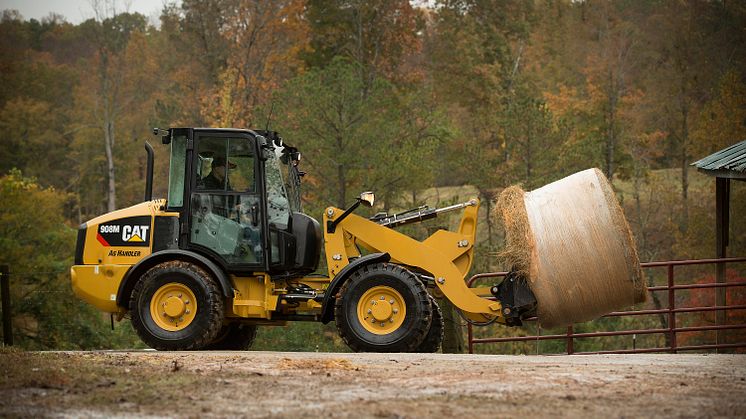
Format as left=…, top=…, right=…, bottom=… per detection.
left=415, top=296, right=443, bottom=353
left=334, top=263, right=432, bottom=353
left=203, top=323, right=258, bottom=350
left=130, top=261, right=224, bottom=351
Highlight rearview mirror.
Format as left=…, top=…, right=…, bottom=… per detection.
left=358, top=191, right=375, bottom=207
left=153, top=127, right=170, bottom=144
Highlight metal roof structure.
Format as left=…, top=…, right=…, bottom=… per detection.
left=692, top=140, right=746, bottom=179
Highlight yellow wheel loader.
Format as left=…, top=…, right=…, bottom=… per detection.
left=70, top=127, right=536, bottom=352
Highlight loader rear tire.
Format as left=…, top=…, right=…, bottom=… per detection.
left=203, top=323, right=258, bottom=350
left=415, top=296, right=443, bottom=353
left=334, top=263, right=431, bottom=352
left=130, top=261, right=224, bottom=351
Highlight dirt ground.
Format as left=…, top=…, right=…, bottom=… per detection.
left=0, top=350, right=744, bottom=418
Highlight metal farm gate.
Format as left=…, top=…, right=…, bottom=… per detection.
left=467, top=257, right=746, bottom=354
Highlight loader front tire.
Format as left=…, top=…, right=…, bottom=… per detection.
left=130, top=261, right=224, bottom=351
left=203, top=323, right=258, bottom=350
left=415, top=295, right=444, bottom=353
left=334, top=263, right=431, bottom=352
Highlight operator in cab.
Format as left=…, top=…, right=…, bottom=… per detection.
left=199, top=156, right=235, bottom=190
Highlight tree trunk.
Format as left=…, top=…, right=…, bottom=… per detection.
left=336, top=133, right=346, bottom=208
left=485, top=194, right=493, bottom=247
left=337, top=163, right=346, bottom=209
left=605, top=71, right=617, bottom=181
left=104, top=119, right=116, bottom=212
left=479, top=188, right=493, bottom=248
left=439, top=298, right=464, bottom=353
left=526, top=116, right=532, bottom=187
left=680, top=104, right=689, bottom=233
left=633, top=167, right=669, bottom=344
left=633, top=168, right=644, bottom=247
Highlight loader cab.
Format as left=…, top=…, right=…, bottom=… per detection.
left=163, top=128, right=320, bottom=276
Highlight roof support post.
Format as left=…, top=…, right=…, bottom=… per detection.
left=715, top=177, right=730, bottom=351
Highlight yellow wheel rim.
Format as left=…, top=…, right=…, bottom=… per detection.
left=150, top=282, right=198, bottom=331
left=357, top=286, right=406, bottom=335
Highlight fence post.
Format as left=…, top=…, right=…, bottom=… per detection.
left=1, top=265, right=12, bottom=346
left=566, top=325, right=574, bottom=354
left=668, top=264, right=676, bottom=353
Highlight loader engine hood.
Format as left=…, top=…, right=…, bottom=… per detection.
left=72, top=200, right=176, bottom=313
left=74, top=200, right=166, bottom=266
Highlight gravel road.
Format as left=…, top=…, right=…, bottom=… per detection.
left=1, top=351, right=744, bottom=418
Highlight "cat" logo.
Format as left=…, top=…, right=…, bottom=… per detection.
left=123, top=225, right=149, bottom=243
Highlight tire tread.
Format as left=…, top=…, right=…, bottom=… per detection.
left=204, top=323, right=258, bottom=350
left=415, top=295, right=444, bottom=353
left=334, top=263, right=431, bottom=353
left=129, top=260, right=223, bottom=351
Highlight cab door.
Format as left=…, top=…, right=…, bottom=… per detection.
left=188, top=132, right=266, bottom=270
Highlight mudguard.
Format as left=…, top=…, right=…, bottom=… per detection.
left=116, top=249, right=234, bottom=308
left=320, top=252, right=391, bottom=324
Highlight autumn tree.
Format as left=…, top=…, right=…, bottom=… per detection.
left=0, top=10, right=32, bottom=106
left=151, top=3, right=222, bottom=126
left=205, top=0, right=309, bottom=127
left=66, top=5, right=150, bottom=213
left=180, top=0, right=233, bottom=83
left=582, top=1, right=644, bottom=181
left=427, top=0, right=538, bottom=249
left=0, top=98, right=72, bottom=188
left=641, top=0, right=746, bottom=231
left=0, top=12, right=79, bottom=190
left=304, top=0, right=424, bottom=89
left=691, top=70, right=746, bottom=157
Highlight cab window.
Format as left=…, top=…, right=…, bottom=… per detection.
left=195, top=137, right=255, bottom=192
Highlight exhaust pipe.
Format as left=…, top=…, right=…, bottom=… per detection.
left=144, top=141, right=154, bottom=201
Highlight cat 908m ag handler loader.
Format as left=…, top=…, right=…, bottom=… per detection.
left=70, top=127, right=535, bottom=352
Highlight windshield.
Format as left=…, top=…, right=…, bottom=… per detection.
left=264, top=138, right=303, bottom=230
left=269, top=142, right=302, bottom=213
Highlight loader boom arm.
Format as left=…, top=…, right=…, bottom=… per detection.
left=323, top=199, right=504, bottom=322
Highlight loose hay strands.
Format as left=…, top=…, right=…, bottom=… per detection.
left=494, top=169, right=646, bottom=329
left=494, top=185, right=533, bottom=277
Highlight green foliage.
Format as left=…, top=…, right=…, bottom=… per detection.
left=0, top=169, right=74, bottom=269
left=252, top=322, right=349, bottom=352
left=500, top=90, right=562, bottom=189
left=0, top=170, right=142, bottom=349
left=273, top=58, right=446, bottom=211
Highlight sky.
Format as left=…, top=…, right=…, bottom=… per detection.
left=0, top=0, right=179, bottom=24
left=1, top=1, right=435, bottom=24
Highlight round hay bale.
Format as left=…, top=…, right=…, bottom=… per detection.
left=495, top=168, right=646, bottom=328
